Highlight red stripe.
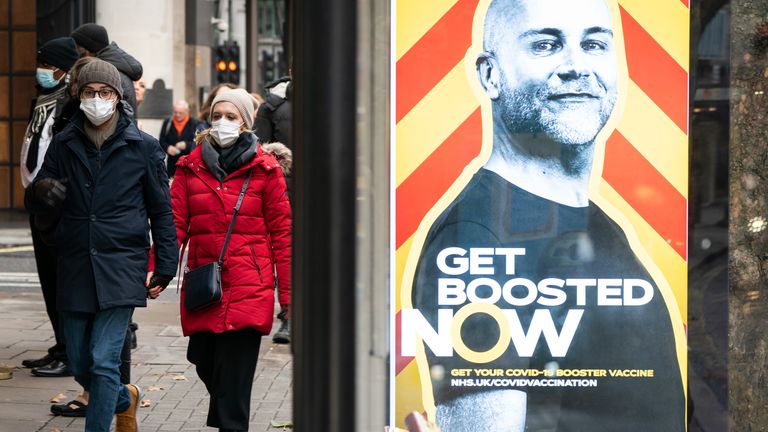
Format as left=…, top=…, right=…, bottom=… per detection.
left=396, top=0, right=479, bottom=123
left=679, top=0, right=689, bottom=8
left=395, top=310, right=413, bottom=374
left=396, top=109, right=483, bottom=248
left=620, top=7, right=688, bottom=133
left=603, top=131, right=687, bottom=259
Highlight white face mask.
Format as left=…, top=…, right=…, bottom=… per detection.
left=210, top=119, right=243, bottom=148
left=80, top=96, right=116, bottom=126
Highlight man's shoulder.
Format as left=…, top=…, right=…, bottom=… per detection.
left=123, top=123, right=163, bottom=154
left=425, top=170, right=506, bottom=241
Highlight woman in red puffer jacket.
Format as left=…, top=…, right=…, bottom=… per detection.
left=168, top=88, right=290, bottom=432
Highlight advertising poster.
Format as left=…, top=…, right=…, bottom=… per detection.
left=391, top=0, right=689, bottom=430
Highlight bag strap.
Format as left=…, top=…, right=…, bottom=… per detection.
left=217, top=168, right=253, bottom=266
left=176, top=236, right=189, bottom=293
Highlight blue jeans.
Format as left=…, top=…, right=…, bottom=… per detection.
left=62, top=307, right=134, bottom=432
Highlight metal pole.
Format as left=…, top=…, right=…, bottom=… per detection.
left=292, top=0, right=358, bottom=429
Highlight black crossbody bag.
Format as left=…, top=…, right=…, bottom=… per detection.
left=183, top=169, right=252, bottom=312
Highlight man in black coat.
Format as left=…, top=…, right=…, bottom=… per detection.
left=26, top=59, right=177, bottom=432
left=159, top=100, right=198, bottom=177
left=254, top=76, right=293, bottom=344
left=254, top=76, right=292, bottom=147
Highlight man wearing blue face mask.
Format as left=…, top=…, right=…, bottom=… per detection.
left=25, top=58, right=178, bottom=432
left=19, top=36, right=79, bottom=378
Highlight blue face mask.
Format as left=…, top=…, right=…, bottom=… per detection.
left=36, top=67, right=62, bottom=89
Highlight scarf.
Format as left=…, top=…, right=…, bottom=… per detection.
left=23, top=84, right=67, bottom=171
left=172, top=113, right=190, bottom=136
left=201, top=133, right=258, bottom=182
left=84, top=111, right=120, bottom=150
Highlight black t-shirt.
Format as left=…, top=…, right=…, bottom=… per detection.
left=411, top=168, right=684, bottom=431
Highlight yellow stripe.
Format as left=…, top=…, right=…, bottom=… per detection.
left=395, top=359, right=427, bottom=427
left=396, top=0, right=460, bottom=60
left=615, top=80, right=688, bottom=198
left=395, top=235, right=415, bottom=312
left=597, top=180, right=687, bottom=322
left=618, top=0, right=689, bottom=72
left=0, top=246, right=34, bottom=253
left=396, top=63, right=479, bottom=186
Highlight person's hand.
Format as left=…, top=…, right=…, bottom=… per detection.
left=176, top=141, right=187, bottom=150
left=146, top=274, right=174, bottom=299
left=405, top=412, right=441, bottom=432
left=34, top=178, right=67, bottom=208
left=166, top=146, right=178, bottom=156
left=279, top=304, right=291, bottom=321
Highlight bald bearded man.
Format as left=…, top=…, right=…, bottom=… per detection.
left=410, top=0, right=685, bottom=430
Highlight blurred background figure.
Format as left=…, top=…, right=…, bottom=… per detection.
left=249, top=92, right=263, bottom=127
left=254, top=77, right=293, bottom=345
left=254, top=76, right=291, bottom=147
left=160, top=100, right=198, bottom=178
left=132, top=78, right=147, bottom=130
left=70, top=23, right=143, bottom=120
left=133, top=78, right=146, bottom=105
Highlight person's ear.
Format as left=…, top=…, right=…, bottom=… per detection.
left=476, top=52, right=501, bottom=100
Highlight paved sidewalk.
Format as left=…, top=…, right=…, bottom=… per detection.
left=0, top=289, right=293, bottom=432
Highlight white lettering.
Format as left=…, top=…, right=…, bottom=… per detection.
left=436, top=247, right=468, bottom=275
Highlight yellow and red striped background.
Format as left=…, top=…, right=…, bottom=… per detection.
left=392, top=0, right=689, bottom=426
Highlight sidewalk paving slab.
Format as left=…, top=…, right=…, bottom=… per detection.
left=0, top=291, right=293, bottom=432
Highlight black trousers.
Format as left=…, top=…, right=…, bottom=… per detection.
left=29, top=215, right=67, bottom=361
left=187, top=328, right=263, bottom=430
left=119, top=321, right=132, bottom=384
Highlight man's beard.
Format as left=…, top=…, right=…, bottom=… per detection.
left=497, top=78, right=616, bottom=146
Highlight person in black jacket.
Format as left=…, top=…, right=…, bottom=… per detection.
left=71, top=23, right=143, bottom=120
left=19, top=36, right=80, bottom=378
left=159, top=100, right=198, bottom=177
left=254, top=76, right=291, bottom=147
left=254, top=77, right=293, bottom=345
left=26, top=59, right=177, bottom=432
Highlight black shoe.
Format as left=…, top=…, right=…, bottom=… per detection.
left=129, top=324, right=138, bottom=350
left=272, top=319, right=290, bottom=344
left=51, top=399, right=87, bottom=417
left=21, top=353, right=54, bottom=369
left=31, top=360, right=70, bottom=377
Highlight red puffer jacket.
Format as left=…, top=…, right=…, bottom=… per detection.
left=171, top=142, right=291, bottom=336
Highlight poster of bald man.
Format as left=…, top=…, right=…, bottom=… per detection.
left=392, top=0, right=689, bottom=430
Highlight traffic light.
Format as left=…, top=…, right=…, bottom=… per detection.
left=213, top=41, right=240, bottom=84
left=262, top=50, right=275, bottom=83
left=214, top=44, right=229, bottom=84
left=227, top=42, right=240, bottom=85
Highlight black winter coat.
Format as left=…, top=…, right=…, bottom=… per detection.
left=254, top=79, right=292, bottom=147
left=98, top=42, right=143, bottom=120
left=159, top=117, right=198, bottom=177
left=26, top=109, right=178, bottom=313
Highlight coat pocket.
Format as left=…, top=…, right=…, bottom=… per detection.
left=248, top=244, right=264, bottom=285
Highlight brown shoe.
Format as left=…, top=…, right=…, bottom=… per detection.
left=115, top=383, right=140, bottom=432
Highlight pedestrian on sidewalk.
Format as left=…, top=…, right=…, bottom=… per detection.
left=71, top=23, right=143, bottom=121
left=254, top=76, right=293, bottom=344
left=19, top=36, right=80, bottom=378
left=169, top=88, right=292, bottom=432
left=159, top=100, right=198, bottom=178
left=25, top=59, right=178, bottom=432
